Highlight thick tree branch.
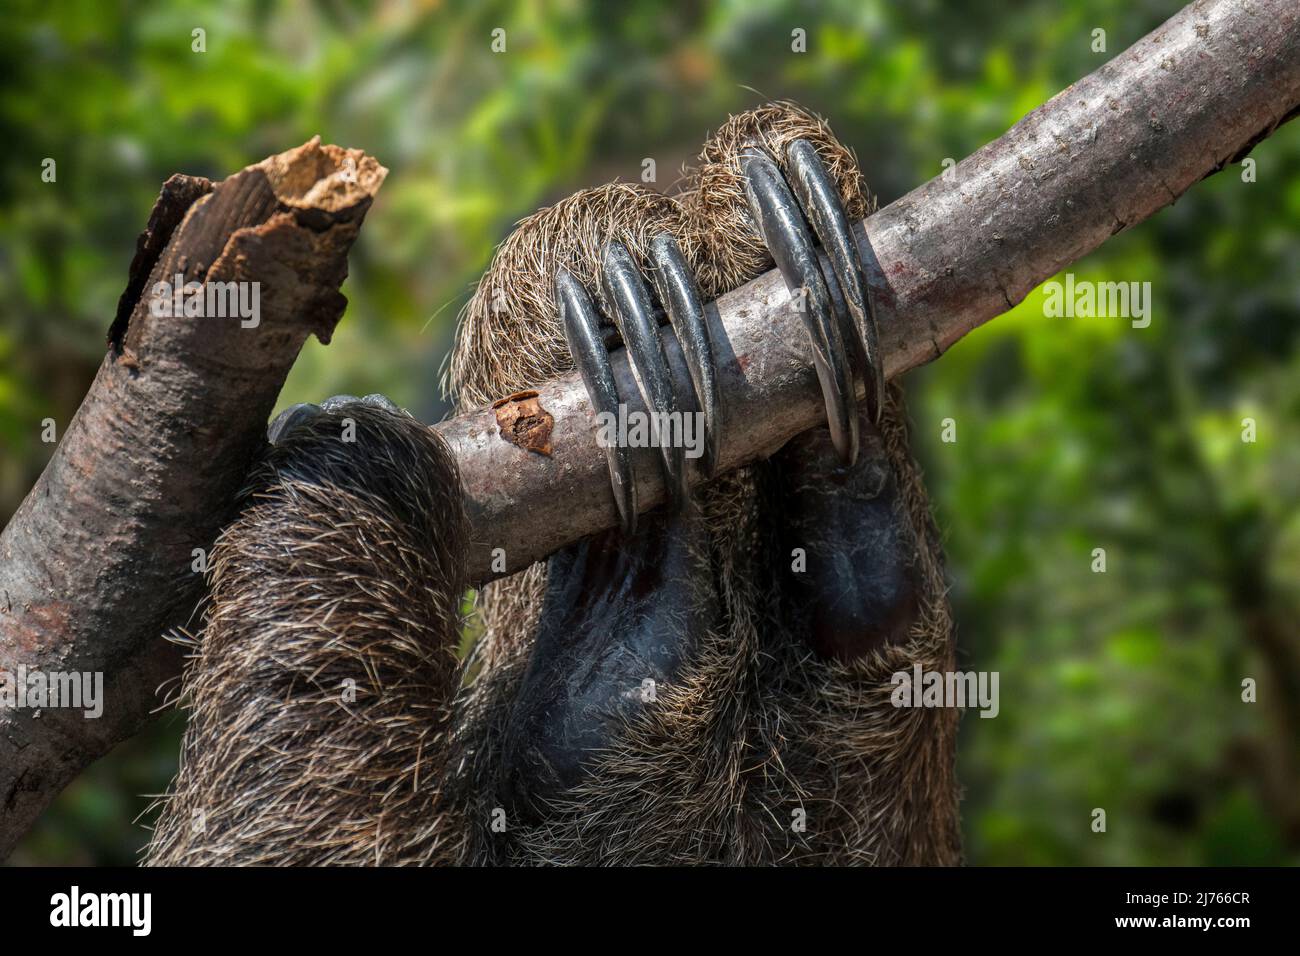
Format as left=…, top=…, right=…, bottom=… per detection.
left=442, top=0, right=1300, bottom=584
left=0, top=139, right=386, bottom=856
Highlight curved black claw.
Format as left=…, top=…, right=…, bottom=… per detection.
left=557, top=267, right=639, bottom=534
left=649, top=232, right=722, bottom=478
left=322, top=392, right=400, bottom=415
left=785, top=139, right=885, bottom=427
left=740, top=147, right=859, bottom=465
left=600, top=240, right=689, bottom=509
left=268, top=403, right=321, bottom=444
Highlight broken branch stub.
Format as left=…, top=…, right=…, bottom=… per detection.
left=0, top=138, right=386, bottom=858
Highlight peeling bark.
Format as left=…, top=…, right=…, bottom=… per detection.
left=493, top=391, right=555, bottom=456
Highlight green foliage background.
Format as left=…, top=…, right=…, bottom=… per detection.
left=1, top=0, right=1296, bottom=865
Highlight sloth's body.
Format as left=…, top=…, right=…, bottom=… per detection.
left=146, top=104, right=961, bottom=866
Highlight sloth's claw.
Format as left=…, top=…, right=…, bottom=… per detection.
left=649, top=232, right=722, bottom=478
left=268, top=394, right=403, bottom=444
left=323, top=392, right=400, bottom=414
left=557, top=266, right=640, bottom=534
left=557, top=141, right=876, bottom=525
left=267, top=403, right=321, bottom=444
left=784, top=139, right=884, bottom=427
left=741, top=146, right=859, bottom=465
left=600, top=240, right=690, bottom=510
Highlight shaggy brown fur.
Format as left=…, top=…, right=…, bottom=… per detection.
left=147, top=101, right=960, bottom=866
left=145, top=403, right=468, bottom=865
left=449, top=396, right=958, bottom=865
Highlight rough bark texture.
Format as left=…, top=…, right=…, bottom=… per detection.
left=441, top=0, right=1300, bottom=584
left=0, top=138, right=386, bottom=857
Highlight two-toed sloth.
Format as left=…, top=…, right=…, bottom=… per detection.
left=146, top=103, right=961, bottom=866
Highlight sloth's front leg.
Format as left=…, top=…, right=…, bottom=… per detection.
left=453, top=104, right=959, bottom=863
left=146, top=395, right=470, bottom=865
left=757, top=393, right=961, bottom=866
left=499, top=502, right=717, bottom=822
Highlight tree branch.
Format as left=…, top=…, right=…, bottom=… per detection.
left=442, top=0, right=1300, bottom=584
left=0, top=138, right=386, bottom=857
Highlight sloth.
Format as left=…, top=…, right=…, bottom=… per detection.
left=145, top=103, right=961, bottom=866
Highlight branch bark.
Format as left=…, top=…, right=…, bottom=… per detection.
left=0, top=139, right=386, bottom=857
left=442, top=0, right=1300, bottom=584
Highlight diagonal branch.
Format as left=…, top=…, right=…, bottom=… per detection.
left=441, top=0, right=1300, bottom=584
